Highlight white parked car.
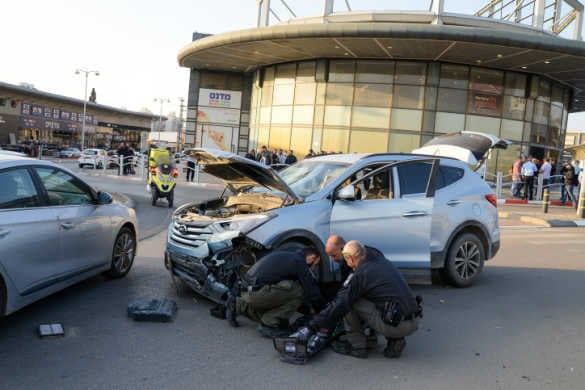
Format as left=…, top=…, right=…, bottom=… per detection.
left=78, top=149, right=107, bottom=169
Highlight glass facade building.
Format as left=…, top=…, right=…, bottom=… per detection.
left=249, top=60, right=570, bottom=175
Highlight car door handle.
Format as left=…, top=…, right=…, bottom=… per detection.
left=0, top=229, right=10, bottom=238
left=402, top=211, right=428, bottom=217
left=60, top=222, right=75, bottom=230
left=446, top=200, right=462, bottom=206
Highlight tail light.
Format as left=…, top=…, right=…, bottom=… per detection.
left=485, top=194, right=497, bottom=208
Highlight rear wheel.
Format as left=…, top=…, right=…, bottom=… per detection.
left=151, top=187, right=158, bottom=206
left=105, top=226, right=136, bottom=278
left=168, top=189, right=174, bottom=208
left=442, top=233, right=485, bottom=288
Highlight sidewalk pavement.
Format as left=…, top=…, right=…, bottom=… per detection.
left=498, top=201, right=585, bottom=228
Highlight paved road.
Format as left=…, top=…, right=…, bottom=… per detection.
left=1, top=175, right=584, bottom=389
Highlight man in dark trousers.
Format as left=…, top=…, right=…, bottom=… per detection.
left=213, top=248, right=326, bottom=338
left=307, top=240, right=421, bottom=359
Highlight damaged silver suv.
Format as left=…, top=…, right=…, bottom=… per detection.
left=164, top=132, right=505, bottom=302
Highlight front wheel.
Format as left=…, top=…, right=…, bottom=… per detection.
left=168, top=189, right=174, bottom=208
left=151, top=187, right=158, bottom=206
left=442, top=233, right=485, bottom=288
left=105, top=226, right=136, bottom=278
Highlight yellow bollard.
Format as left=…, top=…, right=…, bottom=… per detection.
left=543, top=187, right=550, bottom=214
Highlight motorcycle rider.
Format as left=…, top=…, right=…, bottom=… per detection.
left=303, top=240, right=421, bottom=359
left=211, top=248, right=326, bottom=338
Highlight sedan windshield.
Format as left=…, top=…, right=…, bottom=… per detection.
left=278, top=160, right=349, bottom=197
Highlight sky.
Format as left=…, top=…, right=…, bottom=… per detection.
left=2, top=0, right=584, bottom=128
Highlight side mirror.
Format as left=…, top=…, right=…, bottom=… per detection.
left=97, top=191, right=113, bottom=205
left=336, top=185, right=356, bottom=201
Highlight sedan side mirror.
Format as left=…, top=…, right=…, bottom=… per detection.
left=97, top=191, right=113, bottom=205
left=336, top=185, right=356, bottom=201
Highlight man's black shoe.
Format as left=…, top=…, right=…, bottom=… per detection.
left=209, top=304, right=226, bottom=320
left=331, top=339, right=368, bottom=359
left=225, top=294, right=239, bottom=327
left=257, top=324, right=291, bottom=338
left=384, top=337, right=406, bottom=358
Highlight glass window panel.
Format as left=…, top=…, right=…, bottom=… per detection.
left=351, top=107, right=390, bottom=129
left=537, top=78, right=551, bottom=102
left=272, top=83, right=295, bottom=106
left=356, top=61, right=394, bottom=84
left=496, top=144, right=521, bottom=177
left=550, top=104, right=562, bottom=128
left=467, top=91, right=502, bottom=116
left=264, top=67, right=275, bottom=83
left=324, top=106, right=351, bottom=127
left=353, top=83, right=393, bottom=107
left=533, top=101, right=550, bottom=125
left=316, top=83, right=326, bottom=105
left=259, top=107, right=272, bottom=124
left=440, top=64, right=469, bottom=89
left=531, top=123, right=547, bottom=144
left=349, top=130, right=389, bottom=153
left=503, top=96, right=526, bottom=120
left=551, top=84, right=564, bottom=107
left=326, top=83, right=354, bottom=105
left=437, top=88, right=467, bottom=113
left=504, top=72, right=527, bottom=97
left=394, top=85, right=424, bottom=109
left=294, top=83, right=316, bottom=105
left=435, top=112, right=465, bottom=133
left=260, top=82, right=273, bottom=106
left=395, top=62, right=426, bottom=85
left=312, top=127, right=323, bottom=152
left=469, top=68, right=504, bottom=94
left=257, top=127, right=270, bottom=148
left=322, top=128, right=349, bottom=153
left=293, top=106, right=314, bottom=125
left=501, top=119, right=523, bottom=141
left=465, top=115, right=501, bottom=136
left=290, top=127, right=313, bottom=157
left=389, top=132, right=420, bottom=152
left=390, top=109, right=422, bottom=131
left=548, top=125, right=560, bottom=147
left=296, top=61, right=316, bottom=83
left=314, top=105, right=325, bottom=127
left=268, top=127, right=291, bottom=150
left=329, top=60, right=355, bottom=83
left=275, top=63, right=296, bottom=84
left=271, top=106, right=293, bottom=125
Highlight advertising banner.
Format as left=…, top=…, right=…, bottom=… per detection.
left=200, top=123, right=234, bottom=152
left=21, top=103, right=31, bottom=116
left=198, top=88, right=242, bottom=109
left=197, top=88, right=242, bottom=151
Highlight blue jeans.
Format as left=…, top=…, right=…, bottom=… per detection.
left=512, top=180, right=522, bottom=197
left=561, top=184, right=575, bottom=204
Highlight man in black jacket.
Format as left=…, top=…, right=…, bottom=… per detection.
left=215, top=248, right=326, bottom=338
left=309, top=240, right=420, bottom=359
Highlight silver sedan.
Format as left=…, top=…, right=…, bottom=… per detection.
left=0, top=155, right=138, bottom=316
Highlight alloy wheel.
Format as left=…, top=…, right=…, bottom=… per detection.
left=112, top=230, right=135, bottom=274
left=454, top=241, right=481, bottom=280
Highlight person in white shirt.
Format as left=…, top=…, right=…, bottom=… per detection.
left=540, top=158, right=552, bottom=187
left=521, top=157, right=537, bottom=200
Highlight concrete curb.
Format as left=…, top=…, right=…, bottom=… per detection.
left=517, top=216, right=585, bottom=228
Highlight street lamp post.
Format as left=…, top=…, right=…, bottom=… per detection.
left=154, top=97, right=170, bottom=142
left=75, top=69, right=99, bottom=150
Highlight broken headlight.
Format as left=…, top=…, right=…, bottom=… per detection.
left=219, top=213, right=276, bottom=234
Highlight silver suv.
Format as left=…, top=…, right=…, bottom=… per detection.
left=165, top=132, right=504, bottom=301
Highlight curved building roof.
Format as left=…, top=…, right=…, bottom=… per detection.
left=178, top=12, right=585, bottom=112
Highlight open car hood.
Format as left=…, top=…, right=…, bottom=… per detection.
left=187, top=148, right=301, bottom=202
left=412, top=131, right=510, bottom=165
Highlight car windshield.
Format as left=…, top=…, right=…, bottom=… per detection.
left=83, top=150, right=97, bottom=155
left=278, top=160, right=349, bottom=197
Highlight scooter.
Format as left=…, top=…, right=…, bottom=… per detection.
left=148, top=161, right=178, bottom=208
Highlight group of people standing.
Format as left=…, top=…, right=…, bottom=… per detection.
left=245, top=146, right=298, bottom=166
left=511, top=155, right=582, bottom=203
left=116, top=142, right=135, bottom=175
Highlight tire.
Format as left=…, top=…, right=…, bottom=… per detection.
left=151, top=187, right=158, bottom=206
left=79, top=164, right=83, bottom=168
left=442, top=233, right=485, bottom=288
left=275, top=240, right=307, bottom=253
left=168, top=189, right=174, bottom=208
left=105, top=226, right=136, bottom=278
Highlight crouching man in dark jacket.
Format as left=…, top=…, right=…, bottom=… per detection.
left=309, top=240, right=421, bottom=359
left=213, top=248, right=326, bottom=338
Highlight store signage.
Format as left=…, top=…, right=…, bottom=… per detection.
left=44, top=106, right=52, bottom=119
left=21, top=102, right=31, bottom=115
left=473, top=94, right=497, bottom=110
left=199, top=88, right=242, bottom=109
left=31, top=105, right=43, bottom=116
left=197, top=89, right=242, bottom=152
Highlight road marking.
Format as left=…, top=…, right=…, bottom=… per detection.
left=526, top=240, right=583, bottom=245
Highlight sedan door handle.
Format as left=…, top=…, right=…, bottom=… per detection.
left=0, top=229, right=10, bottom=238
left=60, top=222, right=75, bottom=230
left=446, top=200, right=462, bottom=207
left=402, top=211, right=428, bottom=218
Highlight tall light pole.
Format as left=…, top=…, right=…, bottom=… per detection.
left=154, top=97, right=170, bottom=142
left=75, top=69, right=99, bottom=150
left=177, top=97, right=185, bottom=152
